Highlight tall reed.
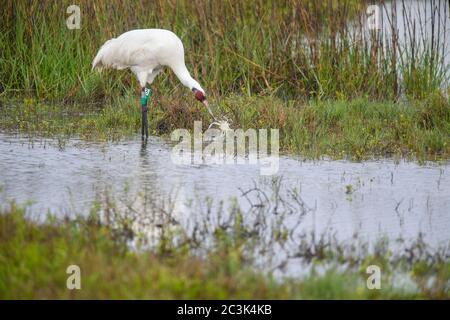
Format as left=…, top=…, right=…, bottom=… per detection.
left=0, top=0, right=448, bottom=102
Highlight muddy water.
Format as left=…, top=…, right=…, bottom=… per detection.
left=1, top=132, right=449, bottom=249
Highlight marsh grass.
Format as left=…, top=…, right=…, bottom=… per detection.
left=2, top=0, right=449, bottom=300
left=0, top=0, right=448, bottom=102
left=1, top=92, right=449, bottom=161
left=1, top=195, right=449, bottom=299
left=1, top=0, right=449, bottom=161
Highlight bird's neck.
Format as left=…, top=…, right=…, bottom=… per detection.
left=172, top=63, right=202, bottom=92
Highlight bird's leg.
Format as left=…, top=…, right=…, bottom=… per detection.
left=140, top=87, right=151, bottom=140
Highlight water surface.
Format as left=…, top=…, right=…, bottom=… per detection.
left=1, top=132, right=449, bottom=249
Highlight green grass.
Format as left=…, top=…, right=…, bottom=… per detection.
left=0, top=0, right=447, bottom=102
left=1, top=92, right=449, bottom=161
left=1, top=0, right=449, bottom=300
left=1, top=202, right=449, bottom=299
left=1, top=0, right=449, bottom=162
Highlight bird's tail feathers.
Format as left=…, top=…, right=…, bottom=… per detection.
left=92, top=39, right=116, bottom=71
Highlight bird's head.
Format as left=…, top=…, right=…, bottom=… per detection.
left=192, top=88, right=208, bottom=108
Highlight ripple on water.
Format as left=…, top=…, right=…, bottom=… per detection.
left=0, top=132, right=449, bottom=249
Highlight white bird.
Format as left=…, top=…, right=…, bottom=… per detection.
left=92, top=28, right=210, bottom=139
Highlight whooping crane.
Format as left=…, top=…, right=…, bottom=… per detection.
left=92, top=28, right=210, bottom=139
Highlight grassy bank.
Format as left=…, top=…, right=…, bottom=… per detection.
left=1, top=202, right=449, bottom=299
left=1, top=0, right=449, bottom=161
left=1, top=93, right=449, bottom=161
left=2, top=0, right=449, bottom=301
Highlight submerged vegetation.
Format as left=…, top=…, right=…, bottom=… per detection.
left=1, top=196, right=449, bottom=299
left=1, top=0, right=450, bottom=300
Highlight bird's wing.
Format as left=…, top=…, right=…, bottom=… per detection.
left=93, top=38, right=160, bottom=71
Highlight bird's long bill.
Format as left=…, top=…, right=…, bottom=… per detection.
left=203, top=100, right=216, bottom=120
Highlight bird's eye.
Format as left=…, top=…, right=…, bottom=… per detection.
left=194, top=89, right=206, bottom=102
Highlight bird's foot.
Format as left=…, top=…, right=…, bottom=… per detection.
left=141, top=106, right=149, bottom=140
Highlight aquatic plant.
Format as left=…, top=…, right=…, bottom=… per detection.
left=1, top=182, right=449, bottom=299
left=0, top=0, right=448, bottom=102
left=1, top=92, right=449, bottom=161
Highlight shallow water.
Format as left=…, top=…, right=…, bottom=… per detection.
left=385, top=0, right=449, bottom=67
left=356, top=0, right=450, bottom=83
left=1, top=132, right=449, bottom=249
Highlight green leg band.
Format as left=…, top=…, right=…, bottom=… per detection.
left=140, top=88, right=152, bottom=106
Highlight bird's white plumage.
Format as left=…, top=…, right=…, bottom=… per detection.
left=92, top=29, right=204, bottom=93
